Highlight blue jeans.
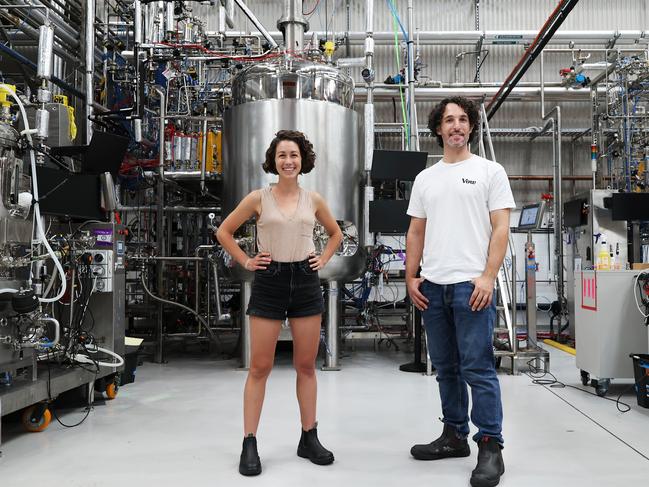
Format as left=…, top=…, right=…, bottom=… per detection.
left=420, top=280, right=503, bottom=445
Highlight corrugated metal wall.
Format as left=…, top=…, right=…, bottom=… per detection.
left=194, top=0, right=647, bottom=203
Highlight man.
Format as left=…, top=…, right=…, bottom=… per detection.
left=406, top=96, right=515, bottom=487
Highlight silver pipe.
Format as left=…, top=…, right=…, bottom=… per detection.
left=0, top=0, right=80, bottom=48
left=336, top=56, right=366, bottom=67
left=134, top=0, right=142, bottom=45
left=153, top=85, right=166, bottom=363
left=194, top=244, right=214, bottom=320
left=165, top=1, right=174, bottom=35
left=117, top=205, right=222, bottom=213
left=406, top=0, right=416, bottom=150
left=480, top=104, right=495, bottom=160
left=220, top=29, right=649, bottom=45
left=510, top=239, right=517, bottom=357
left=231, top=0, right=278, bottom=50
left=84, top=0, right=95, bottom=144
left=140, top=273, right=220, bottom=344
left=241, top=280, right=252, bottom=369
left=37, top=23, right=54, bottom=80
left=540, top=51, right=545, bottom=118
left=23, top=316, right=60, bottom=349
left=152, top=86, right=166, bottom=180
left=157, top=1, right=165, bottom=43
left=323, top=281, right=340, bottom=370
left=363, top=0, right=374, bottom=247
left=543, top=108, right=565, bottom=311
left=355, top=86, right=605, bottom=102
left=1, top=20, right=80, bottom=64
left=225, top=0, right=234, bottom=28
left=210, top=257, right=228, bottom=321
left=200, top=105, right=208, bottom=194
left=278, top=0, right=307, bottom=51
left=131, top=256, right=203, bottom=261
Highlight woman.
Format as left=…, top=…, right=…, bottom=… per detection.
left=216, top=130, right=343, bottom=476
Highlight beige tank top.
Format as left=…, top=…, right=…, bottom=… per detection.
left=256, top=186, right=316, bottom=262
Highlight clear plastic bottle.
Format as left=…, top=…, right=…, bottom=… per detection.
left=597, top=235, right=610, bottom=271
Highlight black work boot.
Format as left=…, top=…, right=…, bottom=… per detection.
left=470, top=436, right=505, bottom=487
left=297, top=423, right=335, bottom=465
left=410, top=423, right=471, bottom=460
left=239, top=434, right=262, bottom=476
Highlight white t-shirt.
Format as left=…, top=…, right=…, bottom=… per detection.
left=407, top=154, right=516, bottom=285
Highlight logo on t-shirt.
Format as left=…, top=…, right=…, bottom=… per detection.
left=462, top=178, right=477, bottom=185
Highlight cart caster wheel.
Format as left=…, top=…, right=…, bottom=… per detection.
left=593, top=378, right=610, bottom=397
left=22, top=405, right=52, bottom=433
left=105, top=382, right=119, bottom=400
left=580, top=370, right=590, bottom=386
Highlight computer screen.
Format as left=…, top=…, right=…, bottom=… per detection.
left=518, top=203, right=542, bottom=230
left=36, top=166, right=107, bottom=220
left=370, top=150, right=428, bottom=181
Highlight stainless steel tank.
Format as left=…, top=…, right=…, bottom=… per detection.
left=223, top=58, right=365, bottom=282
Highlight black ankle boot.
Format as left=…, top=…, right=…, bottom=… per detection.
left=239, top=434, right=262, bottom=476
left=410, top=423, right=471, bottom=460
left=297, top=423, right=334, bottom=465
left=470, top=437, right=505, bottom=487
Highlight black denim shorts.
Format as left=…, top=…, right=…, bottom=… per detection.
left=246, top=259, right=325, bottom=320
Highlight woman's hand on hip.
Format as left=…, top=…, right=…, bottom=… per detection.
left=308, top=253, right=328, bottom=271
left=244, top=252, right=272, bottom=271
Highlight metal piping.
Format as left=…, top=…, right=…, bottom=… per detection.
left=0, top=13, right=80, bottom=63
left=362, top=0, right=374, bottom=247
left=241, top=281, right=251, bottom=369
left=0, top=41, right=86, bottom=99
left=336, top=56, right=366, bottom=67
left=543, top=107, right=566, bottom=313
left=277, top=0, right=307, bottom=51
left=84, top=0, right=95, bottom=144
left=231, top=0, right=278, bottom=50
left=218, top=29, right=649, bottom=46
left=355, top=86, right=603, bottom=102
left=195, top=245, right=213, bottom=331
left=134, top=0, right=142, bottom=44
left=210, top=258, right=227, bottom=321
left=0, top=0, right=80, bottom=49
left=323, top=281, right=340, bottom=370
left=117, top=206, right=222, bottom=213
left=406, top=0, right=417, bottom=150
left=200, top=105, right=208, bottom=194
left=140, top=273, right=220, bottom=345
left=152, top=86, right=166, bottom=180
left=486, top=0, right=580, bottom=119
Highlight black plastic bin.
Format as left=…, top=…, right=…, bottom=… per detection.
left=120, top=344, right=142, bottom=386
left=630, top=353, right=649, bottom=409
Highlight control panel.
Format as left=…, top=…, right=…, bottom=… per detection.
left=90, top=250, right=113, bottom=293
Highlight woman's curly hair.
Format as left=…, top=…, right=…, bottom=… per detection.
left=262, top=130, right=316, bottom=174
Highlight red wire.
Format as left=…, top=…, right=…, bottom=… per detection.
left=303, top=0, right=321, bottom=16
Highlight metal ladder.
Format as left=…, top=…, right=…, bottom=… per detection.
left=479, top=103, right=519, bottom=374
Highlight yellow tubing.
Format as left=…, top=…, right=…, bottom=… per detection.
left=543, top=339, right=576, bottom=356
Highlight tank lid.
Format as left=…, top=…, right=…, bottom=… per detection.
left=231, top=58, right=355, bottom=108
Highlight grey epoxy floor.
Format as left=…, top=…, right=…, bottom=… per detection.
left=1, top=342, right=648, bottom=486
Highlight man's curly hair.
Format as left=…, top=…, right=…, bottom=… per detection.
left=262, top=130, right=316, bottom=174
left=427, top=96, right=480, bottom=147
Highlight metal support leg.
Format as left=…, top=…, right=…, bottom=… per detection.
left=322, top=281, right=341, bottom=371
left=240, top=281, right=252, bottom=370
left=86, top=380, right=95, bottom=409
